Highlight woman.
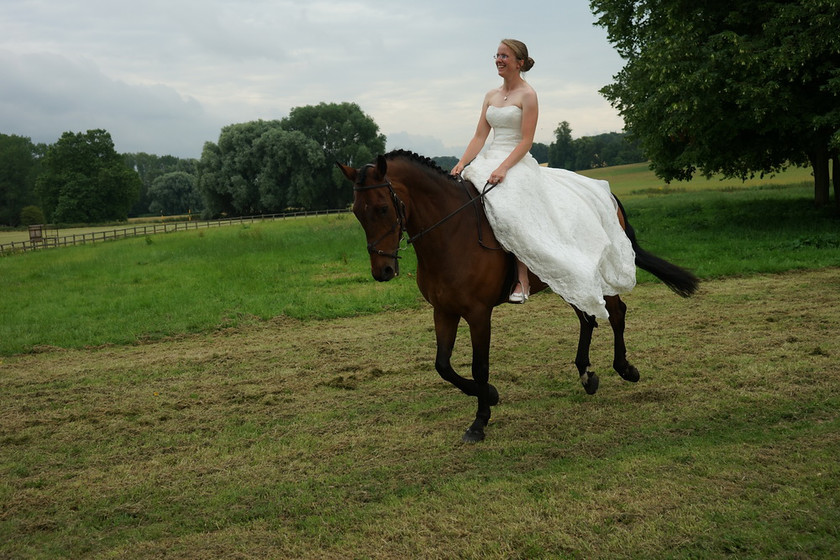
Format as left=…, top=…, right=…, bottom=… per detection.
left=451, top=39, right=636, bottom=318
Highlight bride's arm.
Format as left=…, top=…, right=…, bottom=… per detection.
left=489, top=90, right=538, bottom=183
left=451, top=96, right=493, bottom=175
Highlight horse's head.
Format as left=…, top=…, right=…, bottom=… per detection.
left=337, top=155, right=407, bottom=282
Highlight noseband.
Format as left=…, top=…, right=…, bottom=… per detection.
left=353, top=164, right=407, bottom=271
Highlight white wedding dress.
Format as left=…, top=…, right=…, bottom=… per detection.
left=462, top=104, right=637, bottom=319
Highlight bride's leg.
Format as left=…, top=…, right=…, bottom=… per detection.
left=510, top=258, right=530, bottom=301
left=516, top=259, right=530, bottom=294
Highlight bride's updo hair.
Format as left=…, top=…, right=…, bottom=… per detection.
left=501, top=39, right=535, bottom=72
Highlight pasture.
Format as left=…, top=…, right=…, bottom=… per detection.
left=2, top=174, right=839, bottom=558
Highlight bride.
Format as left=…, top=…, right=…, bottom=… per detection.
left=451, top=39, right=636, bottom=319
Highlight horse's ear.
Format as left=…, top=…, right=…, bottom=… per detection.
left=376, top=155, right=387, bottom=177
left=336, top=162, right=356, bottom=183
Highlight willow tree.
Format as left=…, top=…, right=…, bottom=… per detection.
left=591, top=0, right=840, bottom=207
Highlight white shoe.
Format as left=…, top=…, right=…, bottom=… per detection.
left=509, top=282, right=529, bottom=304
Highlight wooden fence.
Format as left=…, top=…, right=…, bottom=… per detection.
left=0, top=209, right=348, bottom=255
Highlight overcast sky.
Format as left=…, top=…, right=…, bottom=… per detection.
left=0, top=0, right=626, bottom=159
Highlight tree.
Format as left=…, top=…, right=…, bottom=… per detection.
left=148, top=172, right=202, bottom=216
left=198, top=120, right=324, bottom=216
left=35, top=129, right=141, bottom=223
left=433, top=156, right=459, bottom=172
left=530, top=143, right=549, bottom=164
left=548, top=121, right=575, bottom=169
left=280, top=102, right=386, bottom=209
left=0, top=134, right=42, bottom=226
left=590, top=0, right=840, bottom=206
left=123, top=152, right=199, bottom=216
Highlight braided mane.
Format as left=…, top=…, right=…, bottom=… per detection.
left=384, top=149, right=458, bottom=181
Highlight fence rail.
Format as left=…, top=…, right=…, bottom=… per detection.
left=0, top=209, right=348, bottom=255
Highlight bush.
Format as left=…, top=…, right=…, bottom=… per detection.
left=20, top=206, right=45, bottom=226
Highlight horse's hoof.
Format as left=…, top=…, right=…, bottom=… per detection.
left=488, top=383, right=500, bottom=406
left=619, top=365, right=640, bottom=383
left=462, top=428, right=485, bottom=444
left=581, top=371, right=599, bottom=395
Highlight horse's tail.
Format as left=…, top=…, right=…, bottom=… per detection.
left=614, top=196, right=700, bottom=298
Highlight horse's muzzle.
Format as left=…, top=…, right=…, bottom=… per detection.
left=372, top=263, right=397, bottom=282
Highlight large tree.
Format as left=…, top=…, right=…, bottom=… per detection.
left=590, top=0, right=840, bottom=206
left=199, top=103, right=385, bottom=215
left=198, top=120, right=324, bottom=216
left=147, top=171, right=202, bottom=216
left=35, top=129, right=141, bottom=223
left=548, top=121, right=575, bottom=169
left=124, top=152, right=198, bottom=216
left=0, top=134, right=42, bottom=226
left=280, top=102, right=386, bottom=209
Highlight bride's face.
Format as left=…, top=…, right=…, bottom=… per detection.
left=494, top=43, right=521, bottom=77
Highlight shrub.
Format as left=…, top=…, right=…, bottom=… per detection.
left=20, top=205, right=46, bottom=226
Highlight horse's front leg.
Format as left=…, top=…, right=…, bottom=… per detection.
left=461, top=308, right=498, bottom=443
left=605, top=295, right=640, bottom=382
left=573, top=306, right=600, bottom=394
left=433, top=308, right=498, bottom=443
left=433, top=309, right=478, bottom=396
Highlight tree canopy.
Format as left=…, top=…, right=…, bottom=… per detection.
left=280, top=102, right=386, bottom=209
left=0, top=134, right=43, bottom=226
left=548, top=121, right=645, bottom=170
left=198, top=103, right=385, bottom=216
left=35, top=129, right=141, bottom=223
left=590, top=0, right=840, bottom=205
left=124, top=152, right=198, bottom=216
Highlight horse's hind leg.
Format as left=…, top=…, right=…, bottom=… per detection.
left=605, top=295, right=640, bottom=383
left=573, top=307, right=600, bottom=394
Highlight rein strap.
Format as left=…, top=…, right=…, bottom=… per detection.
left=406, top=179, right=501, bottom=247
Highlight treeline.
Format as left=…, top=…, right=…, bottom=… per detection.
left=433, top=126, right=644, bottom=173
left=0, top=102, right=386, bottom=226
left=1, top=103, right=639, bottom=227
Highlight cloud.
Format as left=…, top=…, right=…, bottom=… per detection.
left=0, top=50, right=223, bottom=156
left=0, top=0, right=627, bottom=159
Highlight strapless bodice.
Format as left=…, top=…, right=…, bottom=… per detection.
left=486, top=105, right=522, bottom=151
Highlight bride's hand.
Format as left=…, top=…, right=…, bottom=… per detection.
left=489, top=167, right=507, bottom=184
left=451, top=163, right=464, bottom=176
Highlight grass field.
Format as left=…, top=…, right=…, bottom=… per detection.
left=2, top=171, right=840, bottom=558
left=2, top=270, right=838, bottom=558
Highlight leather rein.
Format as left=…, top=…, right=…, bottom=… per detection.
left=352, top=167, right=502, bottom=267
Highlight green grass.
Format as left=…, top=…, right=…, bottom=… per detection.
left=1, top=169, right=839, bottom=558
left=581, top=160, right=816, bottom=198
left=2, top=181, right=839, bottom=356
left=1, top=215, right=422, bottom=355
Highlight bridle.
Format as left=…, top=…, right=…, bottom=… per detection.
left=352, top=163, right=502, bottom=271
left=353, top=164, right=408, bottom=269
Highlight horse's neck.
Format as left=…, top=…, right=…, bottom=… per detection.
left=396, top=171, right=466, bottom=233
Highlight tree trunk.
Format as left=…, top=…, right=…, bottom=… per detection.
left=812, top=146, right=830, bottom=207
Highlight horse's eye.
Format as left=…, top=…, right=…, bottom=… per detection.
left=376, top=205, right=389, bottom=216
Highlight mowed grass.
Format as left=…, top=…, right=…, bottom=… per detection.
left=1, top=270, right=838, bottom=558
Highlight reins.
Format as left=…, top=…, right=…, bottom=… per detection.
left=406, top=177, right=502, bottom=249
left=353, top=167, right=504, bottom=267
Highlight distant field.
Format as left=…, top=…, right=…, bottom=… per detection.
left=581, top=161, right=815, bottom=198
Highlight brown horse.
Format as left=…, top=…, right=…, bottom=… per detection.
left=338, top=150, right=698, bottom=443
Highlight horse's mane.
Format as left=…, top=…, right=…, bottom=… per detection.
left=383, top=149, right=458, bottom=182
